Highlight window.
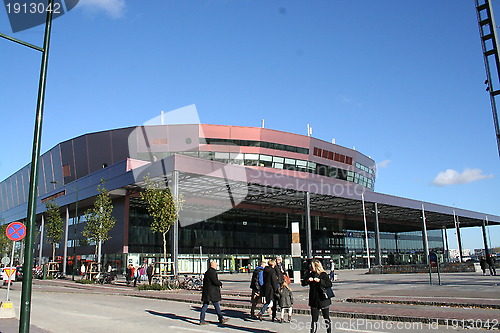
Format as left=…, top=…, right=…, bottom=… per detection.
left=214, top=152, right=230, bottom=160
left=203, top=138, right=309, bottom=154
left=62, top=164, right=71, bottom=177
left=272, top=156, right=284, bottom=163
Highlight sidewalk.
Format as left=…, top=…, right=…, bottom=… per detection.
left=1, top=269, right=499, bottom=331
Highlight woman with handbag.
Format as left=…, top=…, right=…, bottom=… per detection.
left=301, top=259, right=333, bottom=333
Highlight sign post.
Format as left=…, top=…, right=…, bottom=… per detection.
left=1, top=222, right=26, bottom=318
left=428, top=251, right=441, bottom=286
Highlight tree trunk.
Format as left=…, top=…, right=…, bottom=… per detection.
left=97, top=239, right=102, bottom=273
left=162, top=232, right=167, bottom=263
left=52, top=243, right=55, bottom=263
left=94, top=242, right=98, bottom=267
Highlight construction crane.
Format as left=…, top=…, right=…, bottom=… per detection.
left=475, top=0, right=500, bottom=158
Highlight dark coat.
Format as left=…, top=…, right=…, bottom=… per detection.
left=262, top=265, right=279, bottom=301
left=275, top=262, right=285, bottom=284
left=278, top=287, right=294, bottom=308
left=487, top=256, right=496, bottom=267
left=302, top=271, right=332, bottom=308
left=480, top=258, right=488, bottom=270
left=146, top=265, right=153, bottom=277
left=201, top=267, right=222, bottom=302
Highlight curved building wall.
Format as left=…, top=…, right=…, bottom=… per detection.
left=0, top=124, right=376, bottom=215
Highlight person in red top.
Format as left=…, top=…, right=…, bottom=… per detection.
left=126, top=264, right=134, bottom=286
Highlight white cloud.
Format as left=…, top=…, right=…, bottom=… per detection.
left=432, top=168, right=493, bottom=186
left=377, top=160, right=391, bottom=169
left=78, top=0, right=125, bottom=18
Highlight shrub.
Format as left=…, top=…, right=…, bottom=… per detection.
left=136, top=283, right=168, bottom=291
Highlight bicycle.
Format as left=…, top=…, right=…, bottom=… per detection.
left=178, top=275, right=202, bottom=290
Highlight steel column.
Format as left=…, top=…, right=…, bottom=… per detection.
left=442, top=226, right=449, bottom=263
left=38, top=214, right=45, bottom=265
left=172, top=171, right=179, bottom=276
left=454, top=211, right=464, bottom=262
left=421, top=204, right=430, bottom=265
left=373, top=203, right=382, bottom=266
left=482, top=217, right=491, bottom=258
left=305, top=192, right=312, bottom=258
left=361, top=193, right=371, bottom=269
left=62, top=206, right=69, bottom=275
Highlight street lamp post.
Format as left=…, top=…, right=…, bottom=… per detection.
left=0, top=1, right=55, bottom=331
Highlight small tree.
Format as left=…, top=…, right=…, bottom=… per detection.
left=82, top=179, right=116, bottom=272
left=44, top=200, right=64, bottom=262
left=140, top=175, right=183, bottom=263
left=0, top=224, right=10, bottom=257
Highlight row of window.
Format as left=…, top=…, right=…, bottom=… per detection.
left=351, top=172, right=373, bottom=189
left=202, top=152, right=374, bottom=189
left=312, top=147, right=353, bottom=165
left=355, top=162, right=374, bottom=175
left=202, top=138, right=309, bottom=155
left=135, top=150, right=374, bottom=189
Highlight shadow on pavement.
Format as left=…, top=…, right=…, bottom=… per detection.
left=145, top=310, right=199, bottom=326
left=146, top=309, right=277, bottom=332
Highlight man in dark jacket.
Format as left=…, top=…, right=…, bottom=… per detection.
left=200, top=261, right=228, bottom=325
left=257, top=259, right=279, bottom=321
left=487, top=255, right=497, bottom=276
left=250, top=261, right=266, bottom=319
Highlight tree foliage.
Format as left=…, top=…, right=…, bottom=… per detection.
left=140, top=175, right=183, bottom=262
left=0, top=224, right=10, bottom=257
left=45, top=200, right=64, bottom=261
left=82, top=179, right=116, bottom=261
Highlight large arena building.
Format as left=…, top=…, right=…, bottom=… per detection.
left=1, top=124, right=498, bottom=274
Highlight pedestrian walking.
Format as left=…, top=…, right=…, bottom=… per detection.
left=278, top=280, right=294, bottom=323
left=126, top=263, right=134, bottom=286
left=133, top=265, right=140, bottom=287
left=480, top=256, right=488, bottom=275
left=257, top=259, right=279, bottom=322
left=146, top=263, right=154, bottom=285
left=276, top=256, right=290, bottom=285
left=302, top=259, right=332, bottom=333
left=250, top=261, right=266, bottom=319
left=199, top=261, right=229, bottom=325
left=329, top=262, right=336, bottom=282
left=487, top=255, right=497, bottom=276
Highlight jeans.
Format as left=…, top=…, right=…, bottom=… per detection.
left=200, top=301, right=223, bottom=322
left=259, top=299, right=277, bottom=319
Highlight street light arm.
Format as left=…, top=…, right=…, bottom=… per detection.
left=0, top=32, right=44, bottom=52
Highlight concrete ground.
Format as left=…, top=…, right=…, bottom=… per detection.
left=0, top=268, right=499, bottom=332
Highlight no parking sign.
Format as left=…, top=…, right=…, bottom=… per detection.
left=6, top=222, right=26, bottom=241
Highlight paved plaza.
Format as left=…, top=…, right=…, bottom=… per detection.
left=0, top=269, right=499, bottom=332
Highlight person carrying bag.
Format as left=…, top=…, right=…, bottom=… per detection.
left=302, top=259, right=333, bottom=333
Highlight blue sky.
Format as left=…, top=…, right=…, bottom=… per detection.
left=0, top=0, right=498, bottom=251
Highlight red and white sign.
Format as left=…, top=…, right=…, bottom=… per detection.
left=6, top=222, right=26, bottom=241
left=2, top=267, right=16, bottom=281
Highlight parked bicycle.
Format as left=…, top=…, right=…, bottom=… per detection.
left=96, top=272, right=115, bottom=284
left=177, top=274, right=202, bottom=290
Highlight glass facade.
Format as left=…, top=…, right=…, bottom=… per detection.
left=135, top=151, right=375, bottom=189
left=202, top=138, right=309, bottom=155
left=127, top=199, right=444, bottom=269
